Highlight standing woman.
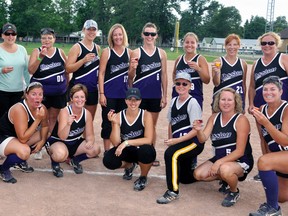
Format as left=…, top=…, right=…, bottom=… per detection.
left=28, top=28, right=68, bottom=134
left=193, top=88, right=253, bottom=207
left=0, top=82, right=49, bottom=183
left=66, top=20, right=100, bottom=119
left=248, top=32, right=288, bottom=181
left=45, top=84, right=100, bottom=178
left=171, top=32, right=210, bottom=109
left=250, top=76, right=288, bottom=216
left=157, top=72, right=204, bottom=204
left=0, top=23, right=30, bottom=118
left=98, top=24, right=131, bottom=153
left=212, top=34, right=247, bottom=111
left=128, top=22, right=167, bottom=166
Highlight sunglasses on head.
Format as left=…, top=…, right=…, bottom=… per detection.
left=143, top=32, right=157, bottom=37
left=26, top=82, right=43, bottom=92
left=260, top=41, right=275, bottom=46
left=175, top=82, right=189, bottom=87
left=41, top=28, right=55, bottom=35
left=4, top=32, right=17, bottom=36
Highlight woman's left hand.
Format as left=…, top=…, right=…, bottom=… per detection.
left=85, top=141, right=94, bottom=150
left=31, top=141, right=43, bottom=153
left=115, top=143, right=126, bottom=156
left=164, top=138, right=175, bottom=146
left=209, top=162, right=220, bottom=177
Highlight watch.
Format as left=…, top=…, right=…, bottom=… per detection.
left=124, top=140, right=129, bottom=147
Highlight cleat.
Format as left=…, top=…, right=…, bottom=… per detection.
left=157, top=190, right=179, bottom=204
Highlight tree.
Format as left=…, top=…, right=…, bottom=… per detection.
left=204, top=6, right=242, bottom=38
left=0, top=0, right=9, bottom=25
left=244, top=16, right=266, bottom=39
left=273, top=16, right=288, bottom=33
left=179, top=0, right=214, bottom=38
left=9, top=0, right=58, bottom=37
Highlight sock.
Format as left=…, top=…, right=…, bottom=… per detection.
left=1, top=154, right=24, bottom=171
left=72, top=153, right=88, bottom=163
left=259, top=170, right=279, bottom=210
left=51, top=160, right=60, bottom=167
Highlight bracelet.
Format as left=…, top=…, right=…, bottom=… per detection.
left=37, top=57, right=42, bottom=61
left=124, top=140, right=129, bottom=147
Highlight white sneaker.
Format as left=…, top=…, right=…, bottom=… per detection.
left=34, top=151, right=43, bottom=160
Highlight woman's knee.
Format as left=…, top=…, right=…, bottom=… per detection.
left=103, top=153, right=121, bottom=170
left=87, top=145, right=101, bottom=158
left=17, top=145, right=31, bottom=160
left=50, top=147, right=68, bottom=162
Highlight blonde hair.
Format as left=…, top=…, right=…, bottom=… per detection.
left=258, top=32, right=282, bottom=48
left=213, top=88, right=243, bottom=113
left=183, top=32, right=199, bottom=43
left=225, top=34, right=240, bottom=46
left=107, top=24, right=128, bottom=48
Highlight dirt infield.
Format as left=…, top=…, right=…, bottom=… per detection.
left=1, top=60, right=287, bottom=216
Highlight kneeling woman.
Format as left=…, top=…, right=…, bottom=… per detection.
left=46, top=84, right=100, bottom=177
left=157, top=72, right=204, bottom=204
left=103, top=88, right=156, bottom=191
left=193, top=88, right=254, bottom=207
left=0, top=82, right=49, bottom=183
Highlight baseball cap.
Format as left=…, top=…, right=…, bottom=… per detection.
left=175, top=72, right=191, bottom=82
left=126, top=88, right=141, bottom=100
left=2, top=23, right=17, bottom=34
left=83, top=20, right=98, bottom=30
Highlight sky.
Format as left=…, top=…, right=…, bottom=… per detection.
left=181, top=0, right=287, bottom=25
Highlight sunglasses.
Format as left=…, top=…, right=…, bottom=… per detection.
left=143, top=32, right=157, bottom=37
left=4, top=32, right=17, bottom=36
left=260, top=41, right=275, bottom=46
left=175, top=82, right=189, bottom=87
left=41, top=28, right=55, bottom=35
left=263, top=75, right=282, bottom=85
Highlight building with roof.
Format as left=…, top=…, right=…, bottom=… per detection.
left=279, top=28, right=288, bottom=53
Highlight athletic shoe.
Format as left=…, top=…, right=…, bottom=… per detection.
left=218, top=180, right=229, bottom=194
left=253, top=173, right=261, bottom=181
left=133, top=176, right=147, bottom=191
left=123, top=163, right=137, bottom=180
left=52, top=165, right=63, bottom=178
left=34, top=151, right=43, bottom=160
left=0, top=166, right=17, bottom=184
left=13, top=161, right=34, bottom=173
left=157, top=190, right=179, bottom=204
left=249, top=203, right=282, bottom=216
left=221, top=189, right=240, bottom=207
left=70, top=158, right=83, bottom=174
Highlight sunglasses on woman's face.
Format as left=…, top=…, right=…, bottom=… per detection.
left=4, top=32, right=17, bottom=36
left=260, top=41, right=275, bottom=46
left=143, top=32, right=157, bottom=37
left=175, top=82, right=189, bottom=87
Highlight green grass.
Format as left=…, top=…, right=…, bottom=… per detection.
left=19, top=42, right=256, bottom=64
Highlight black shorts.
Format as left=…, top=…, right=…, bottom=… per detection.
left=46, top=137, right=85, bottom=158
left=209, top=154, right=254, bottom=181
left=139, top=98, right=161, bottom=112
left=42, top=92, right=67, bottom=109
left=276, top=171, right=288, bottom=178
left=86, top=91, right=98, bottom=105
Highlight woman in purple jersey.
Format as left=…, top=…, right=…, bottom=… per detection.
left=98, top=24, right=132, bottom=153
left=66, top=20, right=101, bottom=119
left=250, top=76, right=288, bottom=216
left=172, top=32, right=210, bottom=109
left=193, top=88, right=253, bottom=207
left=128, top=22, right=168, bottom=166
left=28, top=28, right=68, bottom=135
left=248, top=32, right=288, bottom=181
left=212, top=34, right=247, bottom=112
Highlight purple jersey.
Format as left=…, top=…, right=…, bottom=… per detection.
left=30, top=48, right=67, bottom=96
left=70, top=42, right=99, bottom=92
left=172, top=54, right=203, bottom=108
left=253, top=53, right=288, bottom=107
left=133, top=47, right=162, bottom=99
left=104, top=48, right=129, bottom=98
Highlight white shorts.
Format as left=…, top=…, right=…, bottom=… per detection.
left=0, top=137, right=14, bottom=157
